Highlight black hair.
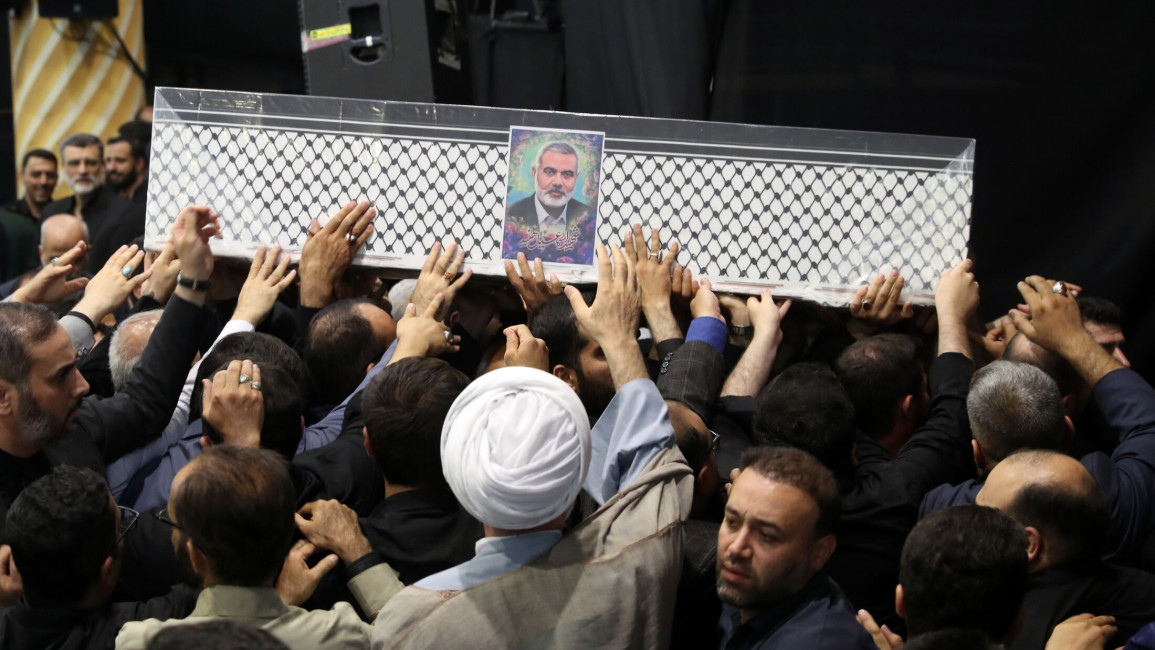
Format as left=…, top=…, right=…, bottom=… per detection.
left=752, top=362, right=856, bottom=480
left=302, top=299, right=389, bottom=407
left=835, top=333, right=923, bottom=438
left=107, top=134, right=148, bottom=162
left=739, top=445, right=841, bottom=538
left=900, top=505, right=1028, bottom=640
left=21, top=148, right=57, bottom=171
left=1077, top=295, right=1125, bottom=328
left=170, top=446, right=296, bottom=586
left=0, top=303, right=60, bottom=387
left=362, top=357, right=470, bottom=488
left=5, top=466, right=116, bottom=607
left=189, top=332, right=307, bottom=422
left=201, top=364, right=303, bottom=460
left=903, top=628, right=999, bottom=650
left=527, top=292, right=595, bottom=371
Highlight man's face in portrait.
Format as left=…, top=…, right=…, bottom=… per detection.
left=22, top=156, right=58, bottom=205
left=532, top=150, right=579, bottom=210
left=62, top=145, right=105, bottom=197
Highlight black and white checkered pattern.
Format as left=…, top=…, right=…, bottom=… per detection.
left=146, top=88, right=973, bottom=305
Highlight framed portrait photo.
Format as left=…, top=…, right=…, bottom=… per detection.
left=501, top=127, right=605, bottom=266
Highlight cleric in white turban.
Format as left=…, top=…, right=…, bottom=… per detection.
left=440, top=366, right=591, bottom=531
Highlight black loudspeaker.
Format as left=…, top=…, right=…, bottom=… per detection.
left=301, top=0, right=449, bottom=102
left=38, top=0, right=117, bottom=19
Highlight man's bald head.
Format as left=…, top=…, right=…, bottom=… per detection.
left=39, top=214, right=88, bottom=266
left=977, top=450, right=1108, bottom=569
left=108, top=310, right=162, bottom=392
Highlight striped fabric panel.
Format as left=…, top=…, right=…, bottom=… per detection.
left=8, top=0, right=146, bottom=199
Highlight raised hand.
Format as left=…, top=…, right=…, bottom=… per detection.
left=299, top=200, right=377, bottom=308
left=410, top=241, right=471, bottom=321
left=625, top=224, right=683, bottom=342
left=232, top=245, right=296, bottom=326
left=856, top=609, right=904, bottom=650
left=71, top=245, right=151, bottom=325
left=170, top=205, right=221, bottom=283
left=390, top=293, right=459, bottom=363
left=934, top=259, right=980, bottom=358
left=0, top=544, right=23, bottom=608
left=201, top=360, right=263, bottom=449
left=747, top=288, right=792, bottom=346
left=142, top=243, right=181, bottom=305
left=564, top=243, right=646, bottom=389
left=1044, top=613, right=1116, bottom=650
left=1010, top=275, right=1121, bottom=385
left=690, top=277, right=724, bottom=322
left=503, top=324, right=550, bottom=372
left=9, top=241, right=90, bottom=304
left=505, top=252, right=563, bottom=313
left=851, top=269, right=915, bottom=328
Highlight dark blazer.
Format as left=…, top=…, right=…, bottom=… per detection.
left=0, top=296, right=210, bottom=541
left=919, top=367, right=1155, bottom=567
left=506, top=194, right=593, bottom=232
left=0, top=586, right=198, bottom=650
left=718, top=574, right=877, bottom=650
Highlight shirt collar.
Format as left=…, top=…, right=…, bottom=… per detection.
left=191, top=585, right=289, bottom=620
left=533, top=196, right=568, bottom=230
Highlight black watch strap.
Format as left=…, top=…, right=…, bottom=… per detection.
left=729, top=324, right=754, bottom=336
left=176, top=272, right=211, bottom=292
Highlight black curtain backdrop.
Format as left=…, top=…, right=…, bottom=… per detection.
left=565, top=0, right=1155, bottom=382
left=143, top=0, right=1155, bottom=381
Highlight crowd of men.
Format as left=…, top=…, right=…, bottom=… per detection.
left=0, top=123, right=1154, bottom=650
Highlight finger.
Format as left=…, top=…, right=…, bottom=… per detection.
left=124, top=249, right=146, bottom=275
left=103, top=245, right=129, bottom=271
left=449, top=268, right=473, bottom=292
left=201, top=378, right=214, bottom=414
left=294, top=540, right=317, bottom=559
left=610, top=243, right=631, bottom=291
left=61, top=277, right=90, bottom=295
left=504, top=259, right=525, bottom=293
left=862, top=273, right=885, bottom=307
left=778, top=298, right=793, bottom=319
left=240, top=360, right=254, bottom=387
left=1009, top=308, right=1035, bottom=339
left=307, top=219, right=322, bottom=238
left=671, top=264, right=683, bottom=292
left=423, top=292, right=445, bottom=319
left=664, top=241, right=679, bottom=269
left=274, top=268, right=297, bottom=291
left=294, top=512, right=314, bottom=534
left=268, top=249, right=290, bottom=283
left=444, top=247, right=465, bottom=278
left=595, top=243, right=612, bottom=293
left=649, top=226, right=661, bottom=258
left=324, top=202, right=355, bottom=234
left=226, top=359, right=243, bottom=388
left=157, top=243, right=176, bottom=265
left=617, top=243, right=637, bottom=292
left=888, top=274, right=906, bottom=306
left=252, top=362, right=261, bottom=389
left=564, top=285, right=590, bottom=319
left=434, top=241, right=457, bottom=273
left=624, top=227, right=639, bottom=263
left=505, top=327, right=520, bottom=360
left=421, top=242, right=442, bottom=274
left=548, top=273, right=562, bottom=294
left=350, top=201, right=375, bottom=237
left=1016, top=280, right=1044, bottom=310
left=260, top=244, right=280, bottom=278
left=900, top=301, right=915, bottom=319
left=297, top=501, right=316, bottom=518
left=306, top=554, right=340, bottom=580
left=127, top=268, right=154, bottom=291
left=1001, top=316, right=1017, bottom=341
left=850, top=284, right=869, bottom=312
left=681, top=267, right=694, bottom=298
left=513, top=252, right=530, bottom=281
left=56, top=241, right=87, bottom=267
left=354, top=222, right=374, bottom=248
left=1024, top=275, right=1056, bottom=297
left=534, top=257, right=546, bottom=285
left=248, top=246, right=266, bottom=280
left=856, top=609, right=883, bottom=635
left=880, top=624, right=903, bottom=646
left=335, top=201, right=367, bottom=237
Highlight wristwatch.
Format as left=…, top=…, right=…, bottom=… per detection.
left=176, top=272, right=211, bottom=292
left=729, top=324, right=754, bottom=337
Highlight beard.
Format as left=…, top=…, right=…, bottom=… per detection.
left=66, top=172, right=103, bottom=197
left=17, top=387, right=69, bottom=445
left=109, top=168, right=137, bottom=192
left=575, top=369, right=614, bottom=423
left=536, top=185, right=572, bottom=210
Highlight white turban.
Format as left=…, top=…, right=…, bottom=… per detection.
left=441, top=367, right=591, bottom=531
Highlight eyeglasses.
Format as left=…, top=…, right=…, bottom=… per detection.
left=708, top=429, right=720, bottom=452
left=155, top=507, right=183, bottom=531
left=117, top=505, right=140, bottom=542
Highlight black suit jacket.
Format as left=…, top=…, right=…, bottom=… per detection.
left=0, top=296, right=209, bottom=541
left=506, top=195, right=592, bottom=232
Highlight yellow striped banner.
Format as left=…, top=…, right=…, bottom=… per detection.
left=8, top=0, right=146, bottom=199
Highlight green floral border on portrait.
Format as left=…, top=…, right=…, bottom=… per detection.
left=507, top=129, right=604, bottom=205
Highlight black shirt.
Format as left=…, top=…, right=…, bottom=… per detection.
left=42, top=185, right=140, bottom=271
left=718, top=574, right=876, bottom=649
left=0, top=586, right=198, bottom=650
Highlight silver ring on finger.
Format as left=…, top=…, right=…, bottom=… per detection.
left=238, top=373, right=252, bottom=384
left=50, top=256, right=60, bottom=267
left=861, top=299, right=872, bottom=310
left=250, top=381, right=261, bottom=391
left=443, top=330, right=454, bottom=344
left=1052, top=281, right=1067, bottom=296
